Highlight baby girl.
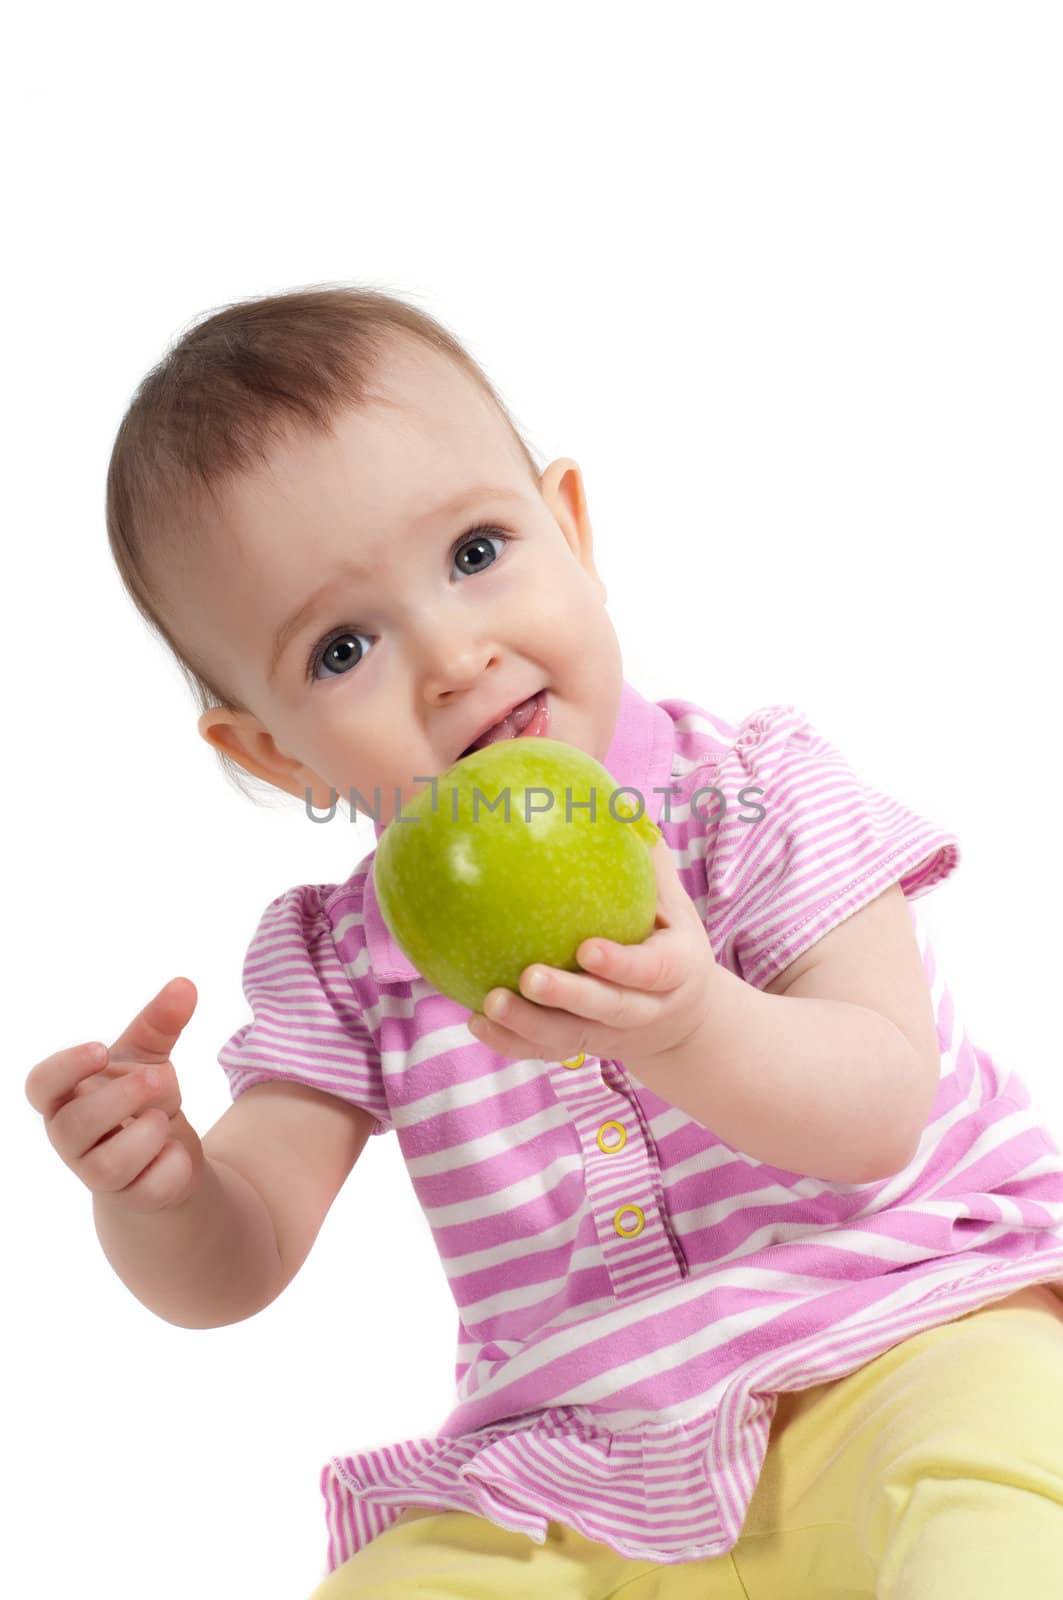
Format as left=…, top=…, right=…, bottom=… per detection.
left=26, top=286, right=1063, bottom=1597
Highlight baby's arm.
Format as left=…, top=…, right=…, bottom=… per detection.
left=93, top=1141, right=286, bottom=1329
left=26, top=979, right=287, bottom=1329
left=631, top=883, right=941, bottom=1183
left=94, top=1081, right=376, bottom=1328
left=28, top=975, right=375, bottom=1329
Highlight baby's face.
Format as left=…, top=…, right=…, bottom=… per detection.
left=179, top=340, right=624, bottom=826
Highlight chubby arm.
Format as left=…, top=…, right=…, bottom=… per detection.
left=631, top=884, right=941, bottom=1184
left=94, top=1080, right=378, bottom=1330
left=202, top=1079, right=378, bottom=1288
left=470, top=853, right=940, bottom=1187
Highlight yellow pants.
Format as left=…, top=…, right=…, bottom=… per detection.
left=308, top=1282, right=1063, bottom=1598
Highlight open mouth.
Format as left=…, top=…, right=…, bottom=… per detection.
left=460, top=690, right=549, bottom=758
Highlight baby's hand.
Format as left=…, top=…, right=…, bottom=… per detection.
left=468, top=837, right=722, bottom=1072
left=25, top=976, right=205, bottom=1214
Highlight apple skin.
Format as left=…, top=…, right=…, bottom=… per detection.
left=373, top=736, right=662, bottom=1013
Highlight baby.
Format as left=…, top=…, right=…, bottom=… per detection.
left=26, top=287, right=1063, bottom=1597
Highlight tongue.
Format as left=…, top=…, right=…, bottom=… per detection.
left=475, top=694, right=538, bottom=749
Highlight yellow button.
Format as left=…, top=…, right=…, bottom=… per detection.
left=613, top=1204, right=645, bottom=1238
left=560, top=1052, right=586, bottom=1070
left=597, top=1120, right=627, bottom=1154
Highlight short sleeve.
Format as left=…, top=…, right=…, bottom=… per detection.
left=217, top=882, right=392, bottom=1136
left=704, top=705, right=961, bottom=991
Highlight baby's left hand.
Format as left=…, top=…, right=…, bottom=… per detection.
left=467, top=836, right=722, bottom=1071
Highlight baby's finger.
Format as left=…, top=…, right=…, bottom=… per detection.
left=107, top=976, right=198, bottom=1070
left=467, top=1011, right=554, bottom=1061
left=505, top=965, right=656, bottom=1039
left=79, top=1109, right=178, bottom=1198
left=648, top=834, right=706, bottom=934
left=577, top=934, right=679, bottom=994
left=54, top=1070, right=164, bottom=1165
left=25, top=1042, right=110, bottom=1119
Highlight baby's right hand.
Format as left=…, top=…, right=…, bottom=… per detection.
left=25, top=976, right=205, bottom=1214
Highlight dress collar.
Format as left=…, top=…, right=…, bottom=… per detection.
left=361, top=678, right=677, bottom=983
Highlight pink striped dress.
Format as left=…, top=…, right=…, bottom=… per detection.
left=218, top=678, right=1063, bottom=1574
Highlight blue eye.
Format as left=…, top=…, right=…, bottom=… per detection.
left=306, top=525, right=508, bottom=682
left=309, top=625, right=372, bottom=682
left=452, top=527, right=506, bottom=578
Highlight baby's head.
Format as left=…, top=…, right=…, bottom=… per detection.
left=106, top=285, right=623, bottom=828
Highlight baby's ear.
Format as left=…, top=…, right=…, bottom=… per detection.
left=540, top=457, right=604, bottom=590
left=197, top=705, right=247, bottom=754
left=197, top=708, right=310, bottom=796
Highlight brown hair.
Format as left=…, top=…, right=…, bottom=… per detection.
left=105, top=283, right=544, bottom=803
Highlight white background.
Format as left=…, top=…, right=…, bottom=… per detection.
left=6, top=3, right=1062, bottom=1594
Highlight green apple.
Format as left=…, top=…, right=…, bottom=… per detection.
left=373, top=736, right=662, bottom=1013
